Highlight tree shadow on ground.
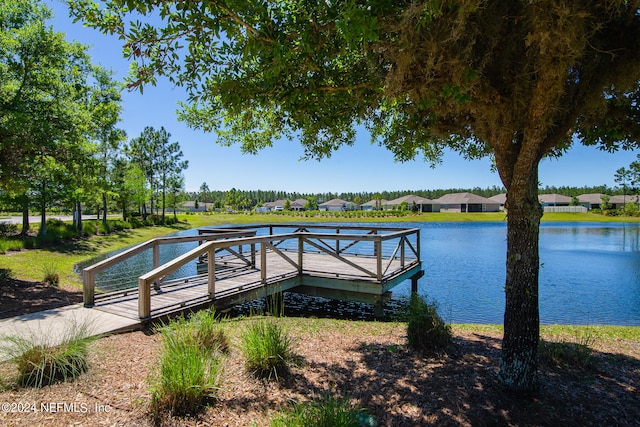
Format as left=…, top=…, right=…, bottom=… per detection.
left=286, top=333, right=640, bottom=426
left=0, top=278, right=82, bottom=319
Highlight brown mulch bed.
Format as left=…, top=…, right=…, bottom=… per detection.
left=0, top=285, right=639, bottom=426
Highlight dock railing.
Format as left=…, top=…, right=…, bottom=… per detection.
left=82, top=224, right=421, bottom=319
left=82, top=228, right=256, bottom=307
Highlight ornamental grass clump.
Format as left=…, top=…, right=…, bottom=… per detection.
left=405, top=294, right=452, bottom=354
left=241, top=318, right=297, bottom=381
left=0, top=320, right=93, bottom=388
left=149, top=311, right=226, bottom=417
left=539, top=330, right=597, bottom=369
left=270, top=394, right=376, bottom=427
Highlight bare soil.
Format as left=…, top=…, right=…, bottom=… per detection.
left=0, top=281, right=639, bottom=427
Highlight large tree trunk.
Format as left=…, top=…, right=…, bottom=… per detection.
left=499, top=169, right=542, bottom=392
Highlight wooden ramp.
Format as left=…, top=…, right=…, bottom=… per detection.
left=83, top=224, right=424, bottom=322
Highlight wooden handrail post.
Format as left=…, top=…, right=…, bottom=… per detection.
left=138, top=277, right=151, bottom=319
left=297, top=236, right=303, bottom=274
left=83, top=270, right=95, bottom=307
left=208, top=247, right=215, bottom=297
left=336, top=228, right=340, bottom=254
left=251, top=243, right=256, bottom=267
left=375, top=239, right=382, bottom=281
left=152, top=242, right=161, bottom=287
left=401, top=236, right=405, bottom=267
left=261, top=241, right=267, bottom=284
left=152, top=242, right=160, bottom=268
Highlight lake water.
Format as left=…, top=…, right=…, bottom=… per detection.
left=79, top=222, right=640, bottom=326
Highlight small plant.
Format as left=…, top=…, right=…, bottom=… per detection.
left=0, top=320, right=94, bottom=388
left=539, top=331, right=596, bottom=368
left=41, top=261, right=60, bottom=286
left=241, top=318, right=297, bottom=380
left=404, top=294, right=452, bottom=354
left=149, top=312, right=226, bottom=417
left=188, top=309, right=230, bottom=354
left=270, top=395, right=375, bottom=427
left=0, top=268, right=14, bottom=286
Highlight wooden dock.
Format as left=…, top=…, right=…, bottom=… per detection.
left=82, top=224, right=423, bottom=321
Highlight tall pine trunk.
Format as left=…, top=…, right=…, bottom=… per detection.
left=20, top=197, right=29, bottom=236
left=102, top=192, right=108, bottom=226
left=499, top=169, right=542, bottom=391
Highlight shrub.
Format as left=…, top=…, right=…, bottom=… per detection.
left=0, top=268, right=14, bottom=286
left=241, top=318, right=297, bottom=380
left=41, top=261, right=60, bottom=287
left=0, top=222, right=18, bottom=237
left=0, top=321, right=94, bottom=388
left=149, top=314, right=225, bottom=417
left=539, top=331, right=596, bottom=368
left=404, top=294, right=452, bottom=354
left=270, top=395, right=375, bottom=427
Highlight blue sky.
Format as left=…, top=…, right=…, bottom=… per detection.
left=48, top=1, right=638, bottom=194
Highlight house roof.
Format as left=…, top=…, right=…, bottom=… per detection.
left=538, top=194, right=572, bottom=204
left=319, top=198, right=353, bottom=207
left=488, top=193, right=507, bottom=204
left=610, top=195, right=639, bottom=204
left=362, top=199, right=388, bottom=206
left=577, top=193, right=606, bottom=204
left=433, top=192, right=496, bottom=204
left=264, top=199, right=307, bottom=208
left=386, top=195, right=437, bottom=205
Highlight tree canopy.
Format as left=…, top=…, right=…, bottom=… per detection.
left=69, top=0, right=640, bottom=391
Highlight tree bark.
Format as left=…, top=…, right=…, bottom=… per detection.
left=77, top=201, right=83, bottom=236
left=20, top=197, right=29, bottom=236
left=498, top=169, right=542, bottom=392
left=102, top=192, right=108, bottom=226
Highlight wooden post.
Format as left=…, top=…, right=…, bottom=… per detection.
left=139, top=277, right=151, bottom=319
left=83, top=270, right=95, bottom=307
left=297, top=236, right=303, bottom=274
left=375, top=239, right=382, bottom=281
left=261, top=241, right=267, bottom=284
left=251, top=243, right=256, bottom=267
left=208, top=247, right=215, bottom=297
left=336, top=228, right=340, bottom=254
left=152, top=242, right=161, bottom=288
left=400, top=236, right=405, bottom=267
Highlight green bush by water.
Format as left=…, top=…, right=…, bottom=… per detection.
left=241, top=318, right=297, bottom=381
left=404, top=294, right=452, bottom=354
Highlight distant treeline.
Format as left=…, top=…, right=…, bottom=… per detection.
left=187, top=185, right=620, bottom=207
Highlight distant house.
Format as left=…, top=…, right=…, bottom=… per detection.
left=319, top=198, right=356, bottom=211
left=610, top=195, right=639, bottom=209
left=263, top=198, right=308, bottom=211
left=385, top=195, right=440, bottom=212
left=433, top=192, right=500, bottom=213
left=488, top=193, right=507, bottom=211
left=577, top=193, right=607, bottom=210
left=361, top=199, right=388, bottom=211
left=538, top=194, right=572, bottom=207
left=183, top=201, right=214, bottom=212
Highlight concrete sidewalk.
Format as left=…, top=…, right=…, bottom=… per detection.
left=0, top=304, right=141, bottom=361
